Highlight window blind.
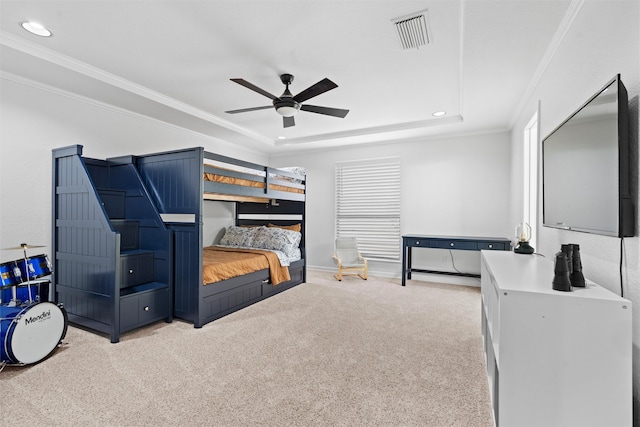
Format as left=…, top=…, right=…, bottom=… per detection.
left=335, top=160, right=401, bottom=261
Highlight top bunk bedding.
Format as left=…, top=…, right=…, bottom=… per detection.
left=203, top=152, right=306, bottom=203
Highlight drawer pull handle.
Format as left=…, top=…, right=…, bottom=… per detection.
left=262, top=279, right=270, bottom=284
left=450, top=243, right=455, bottom=247
left=129, top=269, right=134, bottom=274
left=489, top=244, right=493, bottom=248
left=144, top=306, right=149, bottom=311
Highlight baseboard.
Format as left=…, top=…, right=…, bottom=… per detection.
left=307, top=265, right=480, bottom=287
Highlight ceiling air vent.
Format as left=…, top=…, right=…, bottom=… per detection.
left=392, top=10, right=431, bottom=50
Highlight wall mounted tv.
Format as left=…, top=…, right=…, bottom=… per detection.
left=542, top=74, right=633, bottom=238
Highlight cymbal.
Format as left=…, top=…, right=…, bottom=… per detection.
left=4, top=243, right=46, bottom=250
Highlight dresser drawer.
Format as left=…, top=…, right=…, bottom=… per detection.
left=120, top=287, right=170, bottom=331
left=120, top=252, right=154, bottom=288
left=478, top=241, right=509, bottom=251
left=430, top=240, right=477, bottom=250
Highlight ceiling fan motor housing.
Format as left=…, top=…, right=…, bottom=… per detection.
left=274, top=98, right=300, bottom=117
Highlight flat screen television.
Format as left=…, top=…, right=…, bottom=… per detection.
left=542, top=74, right=633, bottom=237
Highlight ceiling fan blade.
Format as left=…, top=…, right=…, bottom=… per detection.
left=293, top=78, right=338, bottom=103
left=283, top=116, right=295, bottom=128
left=230, top=78, right=279, bottom=100
left=225, top=106, right=273, bottom=114
left=300, top=104, right=349, bottom=118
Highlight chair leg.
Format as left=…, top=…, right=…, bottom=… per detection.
left=358, top=263, right=368, bottom=280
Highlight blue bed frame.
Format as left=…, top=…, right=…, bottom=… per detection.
left=53, top=145, right=306, bottom=339
left=134, top=147, right=307, bottom=328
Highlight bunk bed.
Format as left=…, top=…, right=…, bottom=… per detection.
left=134, top=147, right=306, bottom=328
left=53, top=146, right=306, bottom=338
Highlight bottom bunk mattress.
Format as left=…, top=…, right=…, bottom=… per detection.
left=202, top=246, right=291, bottom=285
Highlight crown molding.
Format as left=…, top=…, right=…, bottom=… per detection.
left=0, top=70, right=268, bottom=157
left=0, top=30, right=273, bottom=146
left=508, top=0, right=586, bottom=127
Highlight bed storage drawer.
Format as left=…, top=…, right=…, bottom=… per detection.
left=289, top=265, right=304, bottom=283
left=120, top=252, right=154, bottom=288
left=263, top=262, right=305, bottom=296
left=120, top=286, right=170, bottom=331
left=202, top=270, right=268, bottom=320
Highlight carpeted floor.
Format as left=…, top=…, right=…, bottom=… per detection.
left=1, top=270, right=493, bottom=426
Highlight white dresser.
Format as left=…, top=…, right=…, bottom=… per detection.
left=480, top=251, right=631, bottom=427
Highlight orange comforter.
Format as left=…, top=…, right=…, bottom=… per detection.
left=202, top=246, right=290, bottom=285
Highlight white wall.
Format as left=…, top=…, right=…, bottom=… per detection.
left=0, top=77, right=267, bottom=263
left=271, top=131, right=512, bottom=282
left=507, top=0, right=640, bottom=418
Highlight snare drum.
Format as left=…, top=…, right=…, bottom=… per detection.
left=0, top=302, right=67, bottom=365
left=17, top=254, right=52, bottom=281
left=0, top=261, right=22, bottom=288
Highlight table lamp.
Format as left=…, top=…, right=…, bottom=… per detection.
left=514, top=222, right=534, bottom=254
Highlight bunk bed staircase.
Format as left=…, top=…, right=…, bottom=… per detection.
left=52, top=146, right=173, bottom=343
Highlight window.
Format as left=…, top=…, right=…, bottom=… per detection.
left=335, top=158, right=401, bottom=261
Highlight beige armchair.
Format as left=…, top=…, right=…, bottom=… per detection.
left=333, top=237, right=368, bottom=281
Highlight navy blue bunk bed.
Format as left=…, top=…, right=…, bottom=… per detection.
left=134, top=147, right=306, bottom=328
left=52, top=145, right=173, bottom=343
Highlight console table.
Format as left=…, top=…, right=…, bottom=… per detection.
left=401, top=235, right=511, bottom=286
left=481, top=251, right=631, bottom=426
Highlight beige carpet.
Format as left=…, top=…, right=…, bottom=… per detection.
left=1, top=270, right=493, bottom=426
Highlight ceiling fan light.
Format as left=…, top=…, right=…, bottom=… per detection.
left=276, top=106, right=298, bottom=117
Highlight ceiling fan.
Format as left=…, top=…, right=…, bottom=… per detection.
left=225, top=74, right=349, bottom=128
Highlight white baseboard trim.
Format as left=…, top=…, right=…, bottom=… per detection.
left=307, top=265, right=480, bottom=287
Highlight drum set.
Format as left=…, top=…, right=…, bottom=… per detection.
left=0, top=243, right=67, bottom=368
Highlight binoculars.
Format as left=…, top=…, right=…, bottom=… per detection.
left=552, top=244, right=585, bottom=292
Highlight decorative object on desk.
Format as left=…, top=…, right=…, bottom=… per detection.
left=514, top=222, right=534, bottom=254
left=570, top=244, right=585, bottom=287
left=552, top=252, right=572, bottom=292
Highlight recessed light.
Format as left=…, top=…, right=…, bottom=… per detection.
left=277, top=136, right=286, bottom=140
left=21, top=21, right=52, bottom=37
left=432, top=111, right=446, bottom=117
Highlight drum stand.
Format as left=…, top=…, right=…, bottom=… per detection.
left=19, top=244, right=35, bottom=304
left=7, top=265, right=20, bottom=307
